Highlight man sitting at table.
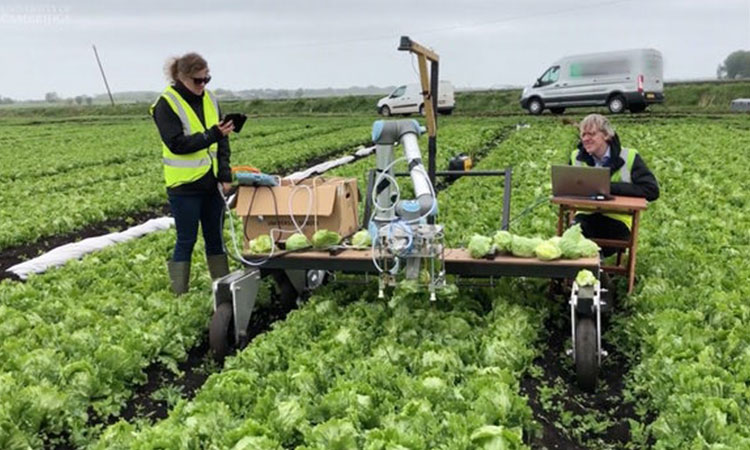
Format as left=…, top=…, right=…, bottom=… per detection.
left=570, top=114, right=660, bottom=255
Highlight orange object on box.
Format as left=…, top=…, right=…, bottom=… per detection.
left=232, top=165, right=260, bottom=174
left=235, top=177, right=360, bottom=250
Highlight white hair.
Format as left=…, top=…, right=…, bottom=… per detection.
left=579, top=114, right=615, bottom=139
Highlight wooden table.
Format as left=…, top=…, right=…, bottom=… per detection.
left=551, top=195, right=648, bottom=293
left=245, top=248, right=599, bottom=280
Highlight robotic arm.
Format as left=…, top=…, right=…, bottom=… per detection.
left=371, top=119, right=436, bottom=223
left=370, top=120, right=444, bottom=297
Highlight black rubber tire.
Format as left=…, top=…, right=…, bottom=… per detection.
left=550, top=107, right=565, bottom=115
left=440, top=108, right=453, bottom=115
left=209, top=302, right=234, bottom=361
left=607, top=95, right=626, bottom=114
left=380, top=105, right=391, bottom=117
left=629, top=104, right=646, bottom=113
left=575, top=317, right=599, bottom=392
left=528, top=98, right=543, bottom=115
left=419, top=104, right=425, bottom=116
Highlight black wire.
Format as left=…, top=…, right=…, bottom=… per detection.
left=268, top=185, right=281, bottom=246
left=507, top=194, right=550, bottom=230
left=243, top=186, right=259, bottom=242
left=240, top=0, right=638, bottom=51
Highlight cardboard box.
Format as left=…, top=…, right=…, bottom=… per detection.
left=235, top=177, right=360, bottom=249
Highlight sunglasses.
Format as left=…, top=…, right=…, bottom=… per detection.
left=192, top=76, right=211, bottom=85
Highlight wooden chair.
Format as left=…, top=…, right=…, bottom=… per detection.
left=552, top=196, right=648, bottom=294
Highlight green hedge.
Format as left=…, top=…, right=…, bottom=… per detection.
left=1, top=80, right=748, bottom=118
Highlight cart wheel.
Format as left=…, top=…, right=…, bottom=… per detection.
left=575, top=317, right=598, bottom=392
left=209, top=302, right=234, bottom=361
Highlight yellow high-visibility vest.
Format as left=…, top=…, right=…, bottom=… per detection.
left=150, top=86, right=220, bottom=187
left=571, top=147, right=638, bottom=229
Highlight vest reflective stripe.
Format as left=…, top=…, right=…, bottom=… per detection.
left=570, top=147, right=639, bottom=229
left=151, top=87, right=220, bottom=187
left=611, top=147, right=634, bottom=183
left=207, top=92, right=219, bottom=121
left=161, top=90, right=193, bottom=134
left=162, top=157, right=212, bottom=168
left=162, top=151, right=217, bottom=169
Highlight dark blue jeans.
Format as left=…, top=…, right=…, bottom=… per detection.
left=168, top=191, right=225, bottom=262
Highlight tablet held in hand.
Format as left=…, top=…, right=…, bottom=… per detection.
left=221, top=113, right=248, bottom=133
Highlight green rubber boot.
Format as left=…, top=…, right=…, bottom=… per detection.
left=167, top=261, right=190, bottom=295
left=206, top=254, right=230, bottom=280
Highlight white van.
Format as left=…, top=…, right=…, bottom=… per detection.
left=377, top=81, right=455, bottom=116
left=520, top=49, right=664, bottom=115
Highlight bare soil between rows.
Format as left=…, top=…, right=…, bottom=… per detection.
left=522, top=289, right=647, bottom=449
left=0, top=140, right=372, bottom=282
left=0, top=205, right=171, bottom=282
left=29, top=127, right=517, bottom=448
left=46, top=289, right=300, bottom=450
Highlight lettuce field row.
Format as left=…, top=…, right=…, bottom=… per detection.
left=2, top=114, right=749, bottom=448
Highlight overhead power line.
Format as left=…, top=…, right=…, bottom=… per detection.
left=253, top=0, right=638, bottom=50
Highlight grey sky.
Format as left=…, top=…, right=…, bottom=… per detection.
left=1, top=0, right=748, bottom=100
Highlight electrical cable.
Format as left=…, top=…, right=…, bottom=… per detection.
left=244, top=0, right=639, bottom=51
left=410, top=54, right=421, bottom=84
left=220, top=172, right=331, bottom=267
left=217, top=178, right=291, bottom=266
left=400, top=164, right=437, bottom=225
left=288, top=182, right=314, bottom=234
left=507, top=194, right=550, bottom=230
left=369, top=153, right=438, bottom=274
left=286, top=175, right=324, bottom=235
left=371, top=156, right=408, bottom=214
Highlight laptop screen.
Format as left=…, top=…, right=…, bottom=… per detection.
left=551, top=165, right=611, bottom=197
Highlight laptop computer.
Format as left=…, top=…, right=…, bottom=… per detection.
left=551, top=165, right=612, bottom=199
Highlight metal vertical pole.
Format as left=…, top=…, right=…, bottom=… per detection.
left=427, top=61, right=439, bottom=225
left=362, top=169, right=376, bottom=229
left=428, top=60, right=439, bottom=191
left=502, top=167, right=512, bottom=230
left=397, top=36, right=440, bottom=223
left=92, top=45, right=115, bottom=106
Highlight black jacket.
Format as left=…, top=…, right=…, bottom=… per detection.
left=571, top=133, right=660, bottom=202
left=152, top=81, right=232, bottom=195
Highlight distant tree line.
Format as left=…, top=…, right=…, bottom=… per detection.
left=718, top=50, right=750, bottom=79
left=213, top=85, right=394, bottom=101
left=9, top=61, right=750, bottom=107
left=44, top=92, right=94, bottom=105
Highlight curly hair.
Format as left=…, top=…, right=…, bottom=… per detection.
left=164, top=52, right=208, bottom=83
left=579, top=114, right=615, bottom=139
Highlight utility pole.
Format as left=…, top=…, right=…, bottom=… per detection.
left=92, top=45, right=115, bottom=106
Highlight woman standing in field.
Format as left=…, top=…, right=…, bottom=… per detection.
left=150, top=52, right=234, bottom=295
